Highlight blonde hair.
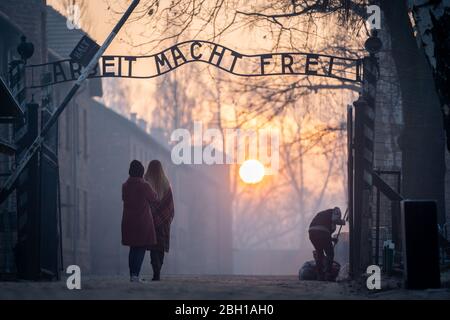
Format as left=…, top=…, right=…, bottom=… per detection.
left=144, top=160, right=170, bottom=200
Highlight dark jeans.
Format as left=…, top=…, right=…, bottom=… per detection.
left=129, top=247, right=146, bottom=277
left=309, top=230, right=334, bottom=276
left=150, top=250, right=165, bottom=279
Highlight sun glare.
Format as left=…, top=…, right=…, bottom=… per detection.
left=239, top=160, right=265, bottom=184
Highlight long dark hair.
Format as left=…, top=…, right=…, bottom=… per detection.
left=145, top=160, right=170, bottom=200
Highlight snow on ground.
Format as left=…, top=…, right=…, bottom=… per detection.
left=1, top=275, right=450, bottom=300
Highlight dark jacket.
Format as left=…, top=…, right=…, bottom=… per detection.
left=121, top=177, right=158, bottom=247
left=309, top=209, right=335, bottom=234
left=148, top=187, right=174, bottom=252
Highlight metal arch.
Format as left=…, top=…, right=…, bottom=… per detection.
left=21, top=40, right=364, bottom=89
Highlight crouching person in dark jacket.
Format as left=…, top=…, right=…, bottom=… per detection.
left=308, top=207, right=345, bottom=281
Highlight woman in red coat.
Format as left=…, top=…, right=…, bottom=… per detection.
left=144, top=160, right=174, bottom=281
left=122, top=160, right=158, bottom=282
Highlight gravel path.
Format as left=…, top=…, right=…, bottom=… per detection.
left=0, top=275, right=449, bottom=300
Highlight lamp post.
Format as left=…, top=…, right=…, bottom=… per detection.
left=17, top=36, right=34, bottom=64
left=364, top=29, right=382, bottom=56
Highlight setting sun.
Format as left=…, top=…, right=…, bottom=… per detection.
left=239, top=160, right=265, bottom=184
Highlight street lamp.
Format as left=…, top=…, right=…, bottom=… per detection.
left=364, top=29, right=383, bottom=56
left=17, top=36, right=34, bottom=64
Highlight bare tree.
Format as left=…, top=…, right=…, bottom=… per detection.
left=107, top=0, right=447, bottom=250
left=61, top=0, right=91, bottom=32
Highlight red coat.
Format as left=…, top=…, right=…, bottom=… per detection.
left=121, top=177, right=158, bottom=247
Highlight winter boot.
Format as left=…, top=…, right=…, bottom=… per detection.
left=152, top=263, right=161, bottom=281
left=324, top=257, right=335, bottom=281
left=313, top=251, right=325, bottom=281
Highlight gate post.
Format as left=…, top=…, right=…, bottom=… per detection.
left=352, top=95, right=373, bottom=275
left=350, top=30, right=381, bottom=277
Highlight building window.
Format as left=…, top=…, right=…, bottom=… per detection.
left=65, top=108, right=71, bottom=151
left=131, top=144, right=136, bottom=160
left=83, top=190, right=88, bottom=240
left=77, top=106, right=82, bottom=156
left=56, top=92, right=63, bottom=149
left=83, top=109, right=88, bottom=159
left=65, top=185, right=72, bottom=238
left=76, top=188, right=81, bottom=239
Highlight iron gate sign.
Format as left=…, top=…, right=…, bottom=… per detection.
left=24, top=40, right=362, bottom=89
left=69, top=35, right=100, bottom=67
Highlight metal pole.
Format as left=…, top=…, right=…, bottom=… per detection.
left=352, top=96, right=365, bottom=276
left=0, top=0, right=140, bottom=204
left=335, top=208, right=349, bottom=241
left=347, top=105, right=354, bottom=277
